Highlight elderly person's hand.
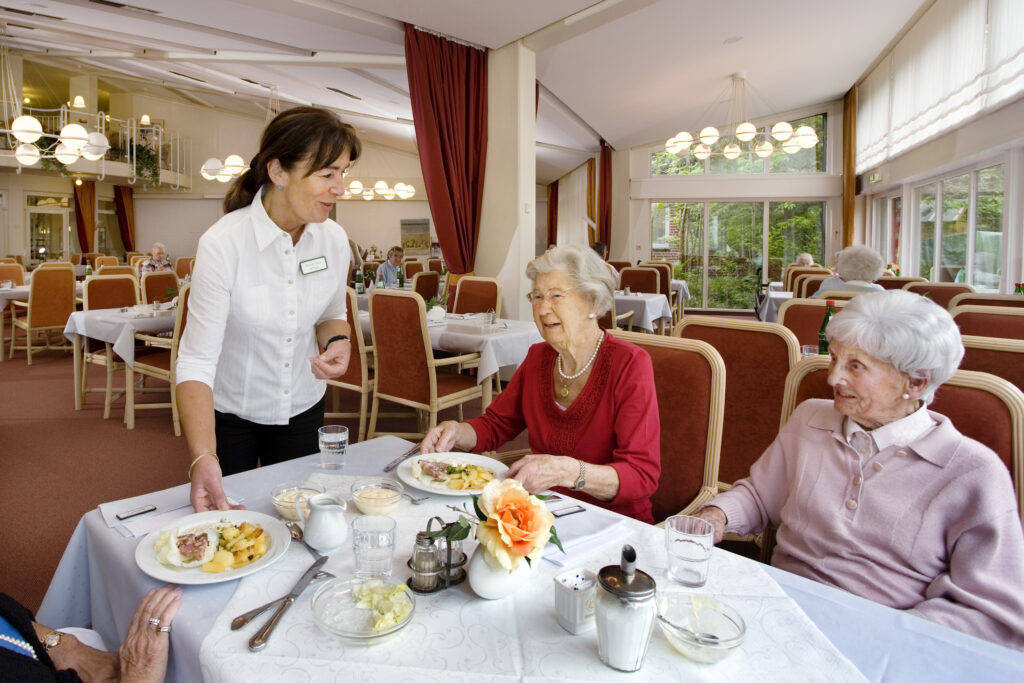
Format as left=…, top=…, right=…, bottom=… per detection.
left=505, top=454, right=577, bottom=493
left=694, top=506, right=727, bottom=544
left=421, top=420, right=477, bottom=453
left=118, top=586, right=182, bottom=683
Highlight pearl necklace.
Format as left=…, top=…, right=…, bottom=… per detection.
left=556, top=333, right=604, bottom=398
left=0, top=633, right=38, bottom=660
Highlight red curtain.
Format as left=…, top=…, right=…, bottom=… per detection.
left=547, top=181, right=558, bottom=247
left=404, top=25, right=488, bottom=274
left=72, top=180, right=96, bottom=252
left=114, top=185, right=136, bottom=252
left=598, top=140, right=612, bottom=246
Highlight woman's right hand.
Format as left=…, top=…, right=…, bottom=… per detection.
left=421, top=421, right=475, bottom=453
left=189, top=456, right=242, bottom=512
left=695, top=506, right=727, bottom=544
left=118, top=585, right=182, bottom=683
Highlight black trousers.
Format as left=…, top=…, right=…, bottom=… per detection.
left=215, top=397, right=325, bottom=475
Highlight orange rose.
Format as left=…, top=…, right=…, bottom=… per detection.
left=475, top=479, right=554, bottom=571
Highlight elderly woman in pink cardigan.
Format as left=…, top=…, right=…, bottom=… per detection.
left=698, top=290, right=1024, bottom=650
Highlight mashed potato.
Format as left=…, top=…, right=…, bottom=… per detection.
left=154, top=524, right=219, bottom=568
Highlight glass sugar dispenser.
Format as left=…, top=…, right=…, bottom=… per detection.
left=595, top=545, right=657, bottom=672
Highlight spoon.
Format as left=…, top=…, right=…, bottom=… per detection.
left=287, top=522, right=324, bottom=559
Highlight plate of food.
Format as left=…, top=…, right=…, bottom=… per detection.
left=312, top=578, right=415, bottom=645
left=396, top=453, right=508, bottom=496
left=134, top=510, right=289, bottom=584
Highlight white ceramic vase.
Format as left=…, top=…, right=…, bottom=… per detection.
left=467, top=545, right=535, bottom=600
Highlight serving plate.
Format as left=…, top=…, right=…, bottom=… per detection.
left=396, top=453, right=508, bottom=497
left=134, top=510, right=289, bottom=585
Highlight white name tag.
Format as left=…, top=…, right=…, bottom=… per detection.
left=299, top=256, right=328, bottom=275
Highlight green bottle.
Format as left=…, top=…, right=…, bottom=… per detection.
left=354, top=269, right=364, bottom=294
left=818, top=299, right=836, bottom=354
left=397, top=265, right=405, bottom=288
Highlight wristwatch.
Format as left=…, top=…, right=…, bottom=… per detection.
left=42, top=630, right=63, bottom=651
left=572, top=460, right=587, bottom=491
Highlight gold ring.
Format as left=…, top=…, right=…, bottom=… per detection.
left=156, top=625, right=171, bottom=633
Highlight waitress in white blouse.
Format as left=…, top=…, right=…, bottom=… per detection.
left=176, top=107, right=360, bottom=512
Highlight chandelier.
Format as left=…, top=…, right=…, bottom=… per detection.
left=664, top=72, right=819, bottom=160
left=200, top=154, right=247, bottom=183
left=343, top=179, right=416, bottom=201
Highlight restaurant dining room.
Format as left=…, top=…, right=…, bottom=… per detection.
left=2, top=1, right=1024, bottom=681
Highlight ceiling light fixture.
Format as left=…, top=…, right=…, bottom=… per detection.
left=342, top=179, right=416, bottom=200
left=71, top=95, right=86, bottom=108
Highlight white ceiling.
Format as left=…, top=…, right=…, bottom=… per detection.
left=5, top=0, right=927, bottom=184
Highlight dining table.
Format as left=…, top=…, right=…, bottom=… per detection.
left=37, top=436, right=1024, bottom=683
left=757, top=290, right=793, bottom=323
left=614, top=291, right=673, bottom=333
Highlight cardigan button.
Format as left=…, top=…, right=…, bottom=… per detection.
left=873, top=462, right=884, bottom=472
left=846, top=500, right=858, bottom=510
left=853, top=476, right=862, bottom=485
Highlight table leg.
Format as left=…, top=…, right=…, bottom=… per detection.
left=73, top=333, right=83, bottom=410
left=481, top=374, right=494, bottom=410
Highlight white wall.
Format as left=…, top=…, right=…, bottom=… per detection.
left=134, top=197, right=223, bottom=260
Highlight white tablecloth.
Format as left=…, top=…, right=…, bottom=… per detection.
left=670, top=279, right=691, bottom=304
left=757, top=291, right=793, bottom=323
left=64, top=307, right=175, bottom=366
left=614, top=292, right=672, bottom=332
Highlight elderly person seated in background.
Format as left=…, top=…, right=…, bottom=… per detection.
left=811, top=245, right=885, bottom=297
left=696, top=290, right=1024, bottom=649
left=591, top=241, right=619, bottom=282
left=375, top=246, right=403, bottom=287
left=421, top=244, right=661, bottom=522
left=793, top=252, right=816, bottom=267
left=138, top=242, right=174, bottom=275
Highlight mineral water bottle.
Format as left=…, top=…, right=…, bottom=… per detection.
left=355, top=269, right=364, bottom=294
left=818, top=299, right=836, bottom=354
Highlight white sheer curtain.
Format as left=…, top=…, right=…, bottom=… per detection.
left=986, top=0, right=1024, bottom=110
left=856, top=57, right=892, bottom=172
left=556, top=163, right=588, bottom=247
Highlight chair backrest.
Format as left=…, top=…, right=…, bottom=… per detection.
left=781, top=356, right=1024, bottom=524
left=94, top=255, right=118, bottom=268
left=369, top=290, right=434, bottom=405
left=608, top=260, right=631, bottom=272
left=950, top=305, right=1024, bottom=340
left=405, top=261, right=425, bottom=278
left=874, top=276, right=927, bottom=290
left=453, top=276, right=502, bottom=316
left=6, top=254, right=24, bottom=265
left=97, top=265, right=134, bottom=276
left=619, top=266, right=659, bottom=294
left=175, top=256, right=193, bottom=279
left=412, top=270, right=440, bottom=302
left=815, top=290, right=865, bottom=301
left=0, top=263, right=26, bottom=286
left=784, top=266, right=828, bottom=292
left=597, top=298, right=617, bottom=330
left=141, top=270, right=179, bottom=304
left=82, top=253, right=101, bottom=268
left=777, top=298, right=849, bottom=347
left=641, top=262, right=672, bottom=301
left=334, top=288, right=370, bottom=389
left=960, top=335, right=1024, bottom=396
left=38, top=261, right=73, bottom=269
left=168, top=284, right=192, bottom=365
left=949, top=293, right=1024, bottom=309
left=0, top=257, right=15, bottom=264
left=427, top=259, right=443, bottom=274
left=130, top=254, right=147, bottom=270
left=83, top=274, right=139, bottom=310
left=27, top=265, right=75, bottom=328
left=793, top=272, right=831, bottom=299
left=903, top=281, right=975, bottom=309
left=676, top=315, right=800, bottom=488
left=611, top=331, right=725, bottom=522
left=70, top=254, right=83, bottom=265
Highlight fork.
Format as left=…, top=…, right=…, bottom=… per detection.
left=403, top=492, right=430, bottom=505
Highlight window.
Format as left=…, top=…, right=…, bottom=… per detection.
left=96, top=199, right=125, bottom=257
left=767, top=201, right=826, bottom=281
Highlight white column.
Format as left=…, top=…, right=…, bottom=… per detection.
left=476, top=41, right=536, bottom=321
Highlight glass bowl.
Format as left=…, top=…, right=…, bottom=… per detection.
left=350, top=478, right=404, bottom=516
left=311, top=578, right=415, bottom=645
left=270, top=481, right=326, bottom=521
left=656, top=592, right=745, bottom=664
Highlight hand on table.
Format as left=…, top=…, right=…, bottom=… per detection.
left=310, top=339, right=350, bottom=379
left=694, top=506, right=727, bottom=544
left=421, top=420, right=476, bottom=453
left=504, top=454, right=575, bottom=494
left=189, top=456, right=244, bottom=512
left=118, top=586, right=182, bottom=683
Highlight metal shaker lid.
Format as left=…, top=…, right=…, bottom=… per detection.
left=598, top=545, right=656, bottom=601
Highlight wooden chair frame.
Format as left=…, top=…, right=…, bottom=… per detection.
left=325, top=288, right=376, bottom=442
left=453, top=276, right=503, bottom=317
left=777, top=298, right=848, bottom=347
left=141, top=270, right=179, bottom=304
left=793, top=272, right=831, bottom=299
left=902, top=281, right=976, bottom=309
left=815, top=290, right=867, bottom=301
left=81, top=274, right=141, bottom=418
left=9, top=265, right=75, bottom=364
left=949, top=292, right=1024, bottom=309
left=950, top=305, right=1024, bottom=339
left=783, top=266, right=828, bottom=293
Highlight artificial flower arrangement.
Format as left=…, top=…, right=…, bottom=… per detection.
left=427, top=478, right=564, bottom=572
left=887, top=263, right=901, bottom=276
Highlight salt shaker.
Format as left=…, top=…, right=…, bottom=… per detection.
left=595, top=545, right=656, bottom=672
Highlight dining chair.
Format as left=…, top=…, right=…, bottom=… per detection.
left=141, top=270, right=179, bottom=304
left=950, top=305, right=1024, bottom=340
left=69, top=254, right=83, bottom=265
left=960, top=335, right=1024, bottom=396
left=814, top=290, right=865, bottom=301
left=124, top=251, right=144, bottom=264
left=412, top=270, right=440, bottom=303
left=125, top=283, right=191, bottom=435
left=597, top=298, right=635, bottom=332
left=97, top=265, right=135, bottom=277
left=793, top=272, right=832, bottom=299
left=903, top=281, right=976, bottom=309
left=641, top=262, right=677, bottom=321
left=777, top=298, right=849, bottom=347
left=427, top=259, right=444, bottom=274
left=783, top=266, right=828, bottom=293
left=94, top=255, right=119, bottom=269
left=949, top=292, right=1024, bottom=309
left=0, top=257, right=15, bottom=264
left=619, top=267, right=660, bottom=294
left=0, top=262, right=26, bottom=285
left=608, top=260, right=631, bottom=273
left=453, top=276, right=502, bottom=317
left=405, top=261, right=425, bottom=278
left=6, top=254, right=24, bottom=265
left=610, top=331, right=725, bottom=524
left=38, top=261, right=73, bottom=269
left=675, top=315, right=800, bottom=491
left=367, top=289, right=484, bottom=439
left=781, top=355, right=1024, bottom=527
left=174, top=256, right=193, bottom=279
left=81, top=274, right=141, bottom=418
left=130, top=254, right=147, bottom=272
left=874, top=275, right=927, bottom=290
left=324, top=288, right=376, bottom=442
left=9, top=265, right=75, bottom=364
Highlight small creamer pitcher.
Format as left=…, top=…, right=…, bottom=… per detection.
left=295, top=493, right=348, bottom=552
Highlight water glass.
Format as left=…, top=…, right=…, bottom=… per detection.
left=318, top=425, right=348, bottom=471
left=664, top=515, right=713, bottom=587
left=483, top=308, right=496, bottom=327
left=352, top=515, right=396, bottom=578
left=801, top=344, right=820, bottom=358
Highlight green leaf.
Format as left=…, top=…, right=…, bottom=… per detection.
left=470, top=494, right=486, bottom=522
left=548, top=526, right=565, bottom=554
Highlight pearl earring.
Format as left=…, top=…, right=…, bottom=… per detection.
left=587, top=313, right=595, bottom=319
left=901, top=392, right=910, bottom=400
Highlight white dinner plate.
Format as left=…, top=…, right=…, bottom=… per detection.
left=134, top=510, right=289, bottom=585
left=397, top=453, right=508, bottom=497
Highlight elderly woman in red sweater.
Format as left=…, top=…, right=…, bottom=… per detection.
left=421, top=244, right=661, bottom=522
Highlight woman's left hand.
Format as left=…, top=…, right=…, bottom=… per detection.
left=118, top=585, right=182, bottom=683
left=505, top=454, right=575, bottom=494
left=309, top=340, right=350, bottom=379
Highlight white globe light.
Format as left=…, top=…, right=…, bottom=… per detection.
left=674, top=131, right=694, bottom=150
left=755, top=140, right=774, bottom=158
left=692, top=143, right=711, bottom=160
left=12, top=115, right=43, bottom=143
left=201, top=158, right=223, bottom=180
left=373, top=180, right=389, bottom=195
left=782, top=137, right=802, bottom=154
left=771, top=121, right=793, bottom=141
left=402, top=184, right=416, bottom=199
left=81, top=132, right=110, bottom=161
left=383, top=188, right=396, bottom=200
left=794, top=125, right=818, bottom=149
left=348, top=180, right=364, bottom=194
left=362, top=188, right=375, bottom=200
left=723, top=143, right=742, bottom=160
left=223, top=154, right=246, bottom=175
left=54, top=142, right=81, bottom=165
left=735, top=122, right=757, bottom=142
left=15, top=143, right=40, bottom=166
left=699, top=126, right=719, bottom=146
left=59, top=123, right=89, bottom=151
left=394, top=182, right=407, bottom=194
left=664, top=136, right=677, bottom=153
left=216, top=168, right=233, bottom=183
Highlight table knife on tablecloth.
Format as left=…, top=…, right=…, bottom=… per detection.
left=248, top=555, right=327, bottom=651
left=383, top=443, right=422, bottom=472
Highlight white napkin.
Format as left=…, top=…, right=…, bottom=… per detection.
left=98, top=484, right=244, bottom=538
left=542, top=508, right=631, bottom=567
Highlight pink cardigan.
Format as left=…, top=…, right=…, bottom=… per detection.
left=710, top=399, right=1024, bottom=650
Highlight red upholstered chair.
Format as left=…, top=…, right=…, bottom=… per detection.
left=608, top=260, right=631, bottom=273
left=610, top=331, right=725, bottom=523
left=70, top=254, right=83, bottom=265
left=902, top=281, right=975, bottom=309
left=81, top=274, right=140, bottom=418
left=875, top=275, right=927, bottom=290
left=814, top=290, right=865, bottom=301
left=453, top=276, right=502, bottom=317
left=960, top=336, right=1024, bottom=396
left=94, top=255, right=118, bottom=269
left=9, top=265, right=75, bottom=364
left=368, top=290, right=484, bottom=438
left=784, top=266, right=828, bottom=292
left=777, top=298, right=848, bottom=347
left=675, top=316, right=800, bottom=491
left=7, top=254, right=24, bottom=265
left=141, top=270, right=179, bottom=304
left=405, top=261, right=425, bottom=278
left=597, top=298, right=636, bottom=332
left=130, top=255, right=147, bottom=272
left=411, top=270, right=440, bottom=305
left=794, top=272, right=832, bottom=298
left=642, top=262, right=677, bottom=321
left=38, top=261, right=73, bottom=269
left=427, top=259, right=444, bottom=274
left=0, top=257, right=15, bottom=264
left=97, top=265, right=135, bottom=277
left=174, top=256, right=193, bottom=279
left=949, top=293, right=1024, bottom=309
left=619, top=266, right=660, bottom=294
left=325, top=288, right=375, bottom=442
left=950, top=305, right=1024, bottom=340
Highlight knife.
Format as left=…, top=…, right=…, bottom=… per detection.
left=248, top=555, right=328, bottom=651
left=383, top=442, right=422, bottom=472
left=230, top=571, right=334, bottom=631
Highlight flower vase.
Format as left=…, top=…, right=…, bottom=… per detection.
left=467, top=546, right=535, bottom=600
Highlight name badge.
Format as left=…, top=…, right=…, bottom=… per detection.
left=299, top=256, right=328, bottom=275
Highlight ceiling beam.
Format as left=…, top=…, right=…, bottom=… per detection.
left=537, top=84, right=602, bottom=147
left=291, top=0, right=405, bottom=39
left=523, top=0, right=659, bottom=53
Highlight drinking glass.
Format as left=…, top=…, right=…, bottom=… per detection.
left=801, top=344, right=820, bottom=358
left=664, top=515, right=713, bottom=587
left=318, top=425, right=348, bottom=471
left=352, top=515, right=396, bottom=578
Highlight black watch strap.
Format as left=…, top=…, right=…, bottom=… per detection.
left=325, top=334, right=349, bottom=348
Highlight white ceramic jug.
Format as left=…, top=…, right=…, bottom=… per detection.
left=295, top=493, right=348, bottom=552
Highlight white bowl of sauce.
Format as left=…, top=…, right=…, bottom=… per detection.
left=351, top=478, right=404, bottom=515
left=271, top=481, right=327, bottom=521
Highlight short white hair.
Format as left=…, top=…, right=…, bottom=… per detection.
left=526, top=243, right=615, bottom=315
left=835, top=245, right=885, bottom=282
left=827, top=290, right=963, bottom=404
left=795, top=253, right=814, bottom=266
